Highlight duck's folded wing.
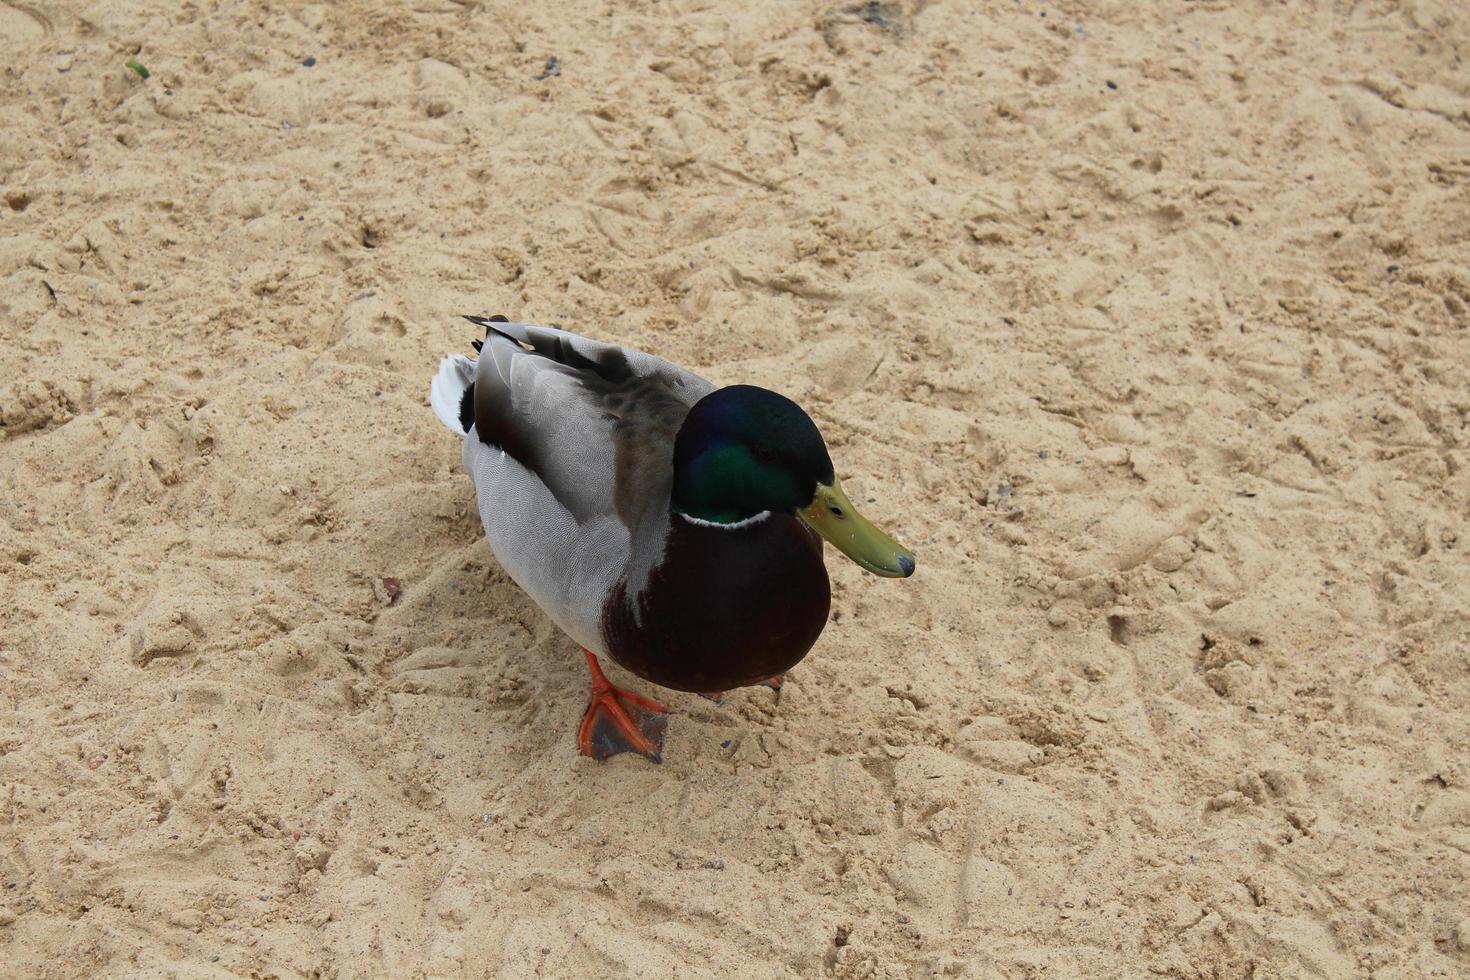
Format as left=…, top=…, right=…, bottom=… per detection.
left=468, top=318, right=716, bottom=527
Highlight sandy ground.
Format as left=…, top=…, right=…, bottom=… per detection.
left=3, top=0, right=1469, bottom=976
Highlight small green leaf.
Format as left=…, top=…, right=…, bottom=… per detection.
left=125, top=58, right=150, bottom=80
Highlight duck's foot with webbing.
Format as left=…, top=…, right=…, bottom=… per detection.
left=578, top=649, right=668, bottom=763
left=696, top=674, right=784, bottom=705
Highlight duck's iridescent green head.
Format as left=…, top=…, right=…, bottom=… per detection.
left=672, top=385, right=915, bottom=578
left=672, top=385, right=832, bottom=523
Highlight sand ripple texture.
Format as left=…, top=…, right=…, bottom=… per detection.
left=3, top=0, right=1469, bottom=977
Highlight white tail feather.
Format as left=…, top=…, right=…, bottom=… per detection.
left=430, top=354, right=476, bottom=434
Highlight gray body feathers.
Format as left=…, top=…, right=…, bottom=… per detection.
left=432, top=320, right=716, bottom=654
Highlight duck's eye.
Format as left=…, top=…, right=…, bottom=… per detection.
left=828, top=504, right=845, bottom=518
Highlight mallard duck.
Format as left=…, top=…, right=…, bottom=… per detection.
left=430, top=316, right=914, bottom=762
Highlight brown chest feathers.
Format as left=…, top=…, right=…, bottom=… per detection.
left=600, top=514, right=831, bottom=693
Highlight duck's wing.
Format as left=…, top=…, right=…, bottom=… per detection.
left=455, top=318, right=715, bottom=652
left=466, top=317, right=715, bottom=526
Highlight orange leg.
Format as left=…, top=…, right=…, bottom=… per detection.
left=577, top=649, right=668, bottom=763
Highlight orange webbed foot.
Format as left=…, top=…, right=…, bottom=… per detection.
left=698, top=675, right=782, bottom=706
left=759, top=674, right=783, bottom=702
left=577, top=650, right=668, bottom=763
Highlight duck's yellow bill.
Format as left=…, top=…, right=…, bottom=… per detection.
left=798, top=480, right=915, bottom=578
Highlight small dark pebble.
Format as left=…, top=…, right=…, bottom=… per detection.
left=434, top=752, right=445, bottom=760
left=720, top=740, right=731, bottom=749
left=212, top=956, right=220, bottom=963
left=302, top=57, right=317, bottom=68
left=540, top=947, right=551, bottom=956
left=1106, top=80, right=1118, bottom=90
left=298, top=215, right=304, bottom=221
left=897, top=912, right=910, bottom=924
left=1038, top=449, right=1049, bottom=459
left=1387, top=264, right=1399, bottom=273
left=536, top=56, right=561, bottom=80
left=859, top=1, right=890, bottom=27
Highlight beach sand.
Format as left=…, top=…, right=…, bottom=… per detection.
left=3, top=0, right=1469, bottom=976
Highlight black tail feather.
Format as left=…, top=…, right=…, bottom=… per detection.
left=458, top=315, right=509, bottom=433
left=458, top=385, right=475, bottom=434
